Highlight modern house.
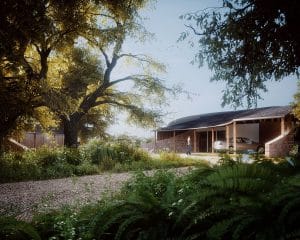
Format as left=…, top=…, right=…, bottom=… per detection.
left=155, top=106, right=296, bottom=157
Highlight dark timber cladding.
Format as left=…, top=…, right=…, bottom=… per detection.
left=156, top=106, right=294, bottom=156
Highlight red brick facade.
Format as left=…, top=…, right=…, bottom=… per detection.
left=155, top=117, right=295, bottom=156
left=265, top=131, right=294, bottom=157
left=156, top=130, right=195, bottom=152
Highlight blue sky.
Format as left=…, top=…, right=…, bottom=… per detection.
left=108, top=0, right=297, bottom=138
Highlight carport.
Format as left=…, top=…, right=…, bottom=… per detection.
left=155, top=106, right=294, bottom=156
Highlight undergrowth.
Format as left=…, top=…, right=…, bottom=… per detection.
left=1, top=155, right=300, bottom=239
left=0, top=141, right=205, bottom=182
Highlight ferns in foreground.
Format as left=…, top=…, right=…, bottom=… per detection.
left=3, top=163, right=300, bottom=239
left=0, top=216, right=40, bottom=240
left=91, top=171, right=184, bottom=239
left=178, top=164, right=300, bottom=240
left=87, top=164, right=300, bottom=240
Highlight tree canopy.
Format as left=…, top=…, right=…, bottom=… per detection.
left=0, top=0, right=172, bottom=148
left=179, top=0, right=300, bottom=108
left=54, top=15, right=170, bottom=146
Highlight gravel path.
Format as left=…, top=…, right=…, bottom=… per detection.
left=0, top=167, right=193, bottom=221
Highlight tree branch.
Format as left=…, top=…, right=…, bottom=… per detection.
left=184, top=24, right=205, bottom=36
left=116, top=53, right=154, bottom=64
left=107, top=74, right=154, bottom=88
left=100, top=47, right=110, bottom=67
left=92, top=99, right=136, bottom=110
left=107, top=76, right=135, bottom=87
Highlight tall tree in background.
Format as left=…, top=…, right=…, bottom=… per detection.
left=56, top=23, right=169, bottom=146
left=0, top=0, right=99, bottom=147
left=0, top=0, right=153, bottom=148
left=179, top=0, right=300, bottom=108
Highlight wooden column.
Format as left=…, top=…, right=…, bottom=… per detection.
left=173, top=131, right=176, bottom=152
left=233, top=122, right=237, bottom=153
left=281, top=117, right=285, bottom=135
left=211, top=128, right=215, bottom=153
left=33, top=132, right=37, bottom=148
left=193, top=129, right=196, bottom=153
left=154, top=131, right=157, bottom=151
left=226, top=125, right=230, bottom=149
left=206, top=131, right=209, bottom=152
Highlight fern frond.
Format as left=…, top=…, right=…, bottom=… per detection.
left=115, top=214, right=144, bottom=240
left=207, top=215, right=250, bottom=240
left=278, top=197, right=300, bottom=225
left=0, top=216, right=41, bottom=240
left=205, top=164, right=277, bottom=194
left=232, top=215, right=256, bottom=240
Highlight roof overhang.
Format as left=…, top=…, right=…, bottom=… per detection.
left=157, top=115, right=288, bottom=132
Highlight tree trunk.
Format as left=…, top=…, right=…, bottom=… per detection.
left=0, top=110, right=21, bottom=153
left=62, top=113, right=82, bottom=148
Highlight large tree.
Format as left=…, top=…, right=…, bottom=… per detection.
left=0, top=0, right=151, bottom=148
left=179, top=0, right=300, bottom=108
left=56, top=25, right=169, bottom=146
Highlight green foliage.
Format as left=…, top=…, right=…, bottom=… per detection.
left=176, top=163, right=300, bottom=240
left=1, top=139, right=205, bottom=182
left=0, top=147, right=98, bottom=182
left=82, top=138, right=151, bottom=171
left=180, top=0, right=300, bottom=108
left=217, top=153, right=238, bottom=166
left=92, top=171, right=182, bottom=239
left=0, top=0, right=163, bottom=150
left=86, top=161, right=300, bottom=240
left=3, top=158, right=300, bottom=239
left=292, top=81, right=300, bottom=120
left=33, top=208, right=79, bottom=240
left=0, top=152, right=41, bottom=182
left=0, top=216, right=40, bottom=240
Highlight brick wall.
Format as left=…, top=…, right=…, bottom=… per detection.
left=157, top=131, right=173, bottom=141
left=265, top=131, right=294, bottom=157
left=155, top=130, right=196, bottom=153
left=260, top=120, right=281, bottom=143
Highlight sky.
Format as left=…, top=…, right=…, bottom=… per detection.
left=108, top=0, right=297, bottom=138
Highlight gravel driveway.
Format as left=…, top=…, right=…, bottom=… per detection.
left=0, top=167, right=192, bottom=221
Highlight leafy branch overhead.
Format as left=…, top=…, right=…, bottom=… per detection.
left=179, top=0, right=300, bottom=108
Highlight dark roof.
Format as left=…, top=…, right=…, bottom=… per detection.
left=159, top=106, right=292, bottom=131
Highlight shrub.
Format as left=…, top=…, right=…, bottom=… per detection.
left=0, top=147, right=97, bottom=182
left=0, top=152, right=41, bottom=182
left=82, top=139, right=151, bottom=171
left=159, top=151, right=182, bottom=162
left=33, top=147, right=64, bottom=167
left=64, top=148, right=83, bottom=166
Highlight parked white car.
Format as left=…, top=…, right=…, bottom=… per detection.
left=214, top=137, right=264, bottom=153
